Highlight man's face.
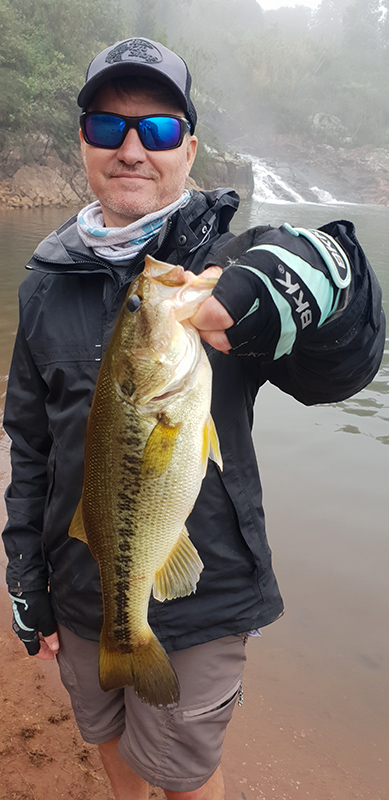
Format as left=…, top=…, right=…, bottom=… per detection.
left=80, top=84, right=197, bottom=227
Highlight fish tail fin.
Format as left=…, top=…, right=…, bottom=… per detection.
left=99, top=627, right=180, bottom=707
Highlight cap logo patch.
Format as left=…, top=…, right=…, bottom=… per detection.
left=106, top=39, right=163, bottom=65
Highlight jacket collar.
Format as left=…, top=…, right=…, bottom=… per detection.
left=27, top=189, right=239, bottom=273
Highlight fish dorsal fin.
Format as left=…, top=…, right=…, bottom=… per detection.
left=153, top=527, right=204, bottom=602
left=202, top=415, right=223, bottom=474
left=142, top=414, right=182, bottom=478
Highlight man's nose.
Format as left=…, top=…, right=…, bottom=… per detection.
left=116, top=127, right=147, bottom=163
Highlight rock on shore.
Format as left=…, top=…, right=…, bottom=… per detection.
left=195, top=150, right=254, bottom=200
left=0, top=134, right=94, bottom=209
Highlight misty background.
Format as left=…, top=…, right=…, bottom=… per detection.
left=1, top=0, right=389, bottom=189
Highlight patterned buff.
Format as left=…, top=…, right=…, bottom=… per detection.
left=77, top=192, right=190, bottom=262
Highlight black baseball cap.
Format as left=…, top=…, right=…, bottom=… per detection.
left=77, top=37, right=197, bottom=133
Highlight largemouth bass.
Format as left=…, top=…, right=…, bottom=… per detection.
left=69, top=255, right=222, bottom=707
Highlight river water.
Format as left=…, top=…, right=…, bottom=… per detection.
left=0, top=190, right=388, bottom=796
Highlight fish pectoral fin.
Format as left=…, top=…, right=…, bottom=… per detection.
left=202, top=415, right=223, bottom=473
left=209, top=416, right=223, bottom=470
left=153, top=527, right=204, bottom=602
left=142, top=415, right=182, bottom=478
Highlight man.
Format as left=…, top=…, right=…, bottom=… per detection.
left=2, top=37, right=385, bottom=800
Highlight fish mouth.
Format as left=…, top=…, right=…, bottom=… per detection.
left=138, top=378, right=189, bottom=409
left=149, top=387, right=181, bottom=403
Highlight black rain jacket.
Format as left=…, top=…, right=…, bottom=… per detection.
left=2, top=189, right=385, bottom=651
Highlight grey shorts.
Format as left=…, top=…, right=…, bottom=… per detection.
left=56, top=624, right=247, bottom=792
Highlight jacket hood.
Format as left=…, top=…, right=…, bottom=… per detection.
left=28, top=189, right=240, bottom=272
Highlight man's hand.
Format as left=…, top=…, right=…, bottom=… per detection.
left=190, top=267, right=234, bottom=353
left=10, top=590, right=59, bottom=660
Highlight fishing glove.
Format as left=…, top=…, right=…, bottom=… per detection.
left=209, top=223, right=350, bottom=361
left=9, top=590, right=57, bottom=656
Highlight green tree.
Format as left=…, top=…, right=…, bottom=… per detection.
left=0, top=0, right=126, bottom=144
left=313, top=0, right=354, bottom=42
left=342, top=0, right=383, bottom=56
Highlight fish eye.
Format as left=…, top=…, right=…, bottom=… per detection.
left=126, top=295, right=142, bottom=313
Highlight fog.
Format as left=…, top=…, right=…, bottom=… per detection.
left=258, top=0, right=321, bottom=9
left=119, top=0, right=389, bottom=169
left=1, top=0, right=388, bottom=185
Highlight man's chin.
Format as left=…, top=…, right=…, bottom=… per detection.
left=100, top=197, right=157, bottom=227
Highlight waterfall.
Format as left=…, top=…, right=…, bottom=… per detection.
left=250, top=157, right=306, bottom=203
left=309, top=185, right=350, bottom=204
left=245, top=155, right=351, bottom=205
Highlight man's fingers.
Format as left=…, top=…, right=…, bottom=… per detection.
left=198, top=330, right=231, bottom=353
left=191, top=293, right=234, bottom=353
left=201, top=266, right=223, bottom=281
left=34, top=631, right=59, bottom=661
left=191, top=296, right=234, bottom=332
left=45, top=631, right=59, bottom=651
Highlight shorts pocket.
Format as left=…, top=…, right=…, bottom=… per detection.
left=182, top=678, right=242, bottom=719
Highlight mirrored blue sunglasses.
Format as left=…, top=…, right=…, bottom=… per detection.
left=80, top=112, right=191, bottom=151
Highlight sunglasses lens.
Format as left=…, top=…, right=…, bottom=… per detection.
left=82, top=114, right=187, bottom=150
left=138, top=116, right=183, bottom=150
left=84, top=114, right=126, bottom=147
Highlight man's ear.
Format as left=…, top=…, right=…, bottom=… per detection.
left=186, top=135, right=198, bottom=177
left=79, top=128, right=87, bottom=168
